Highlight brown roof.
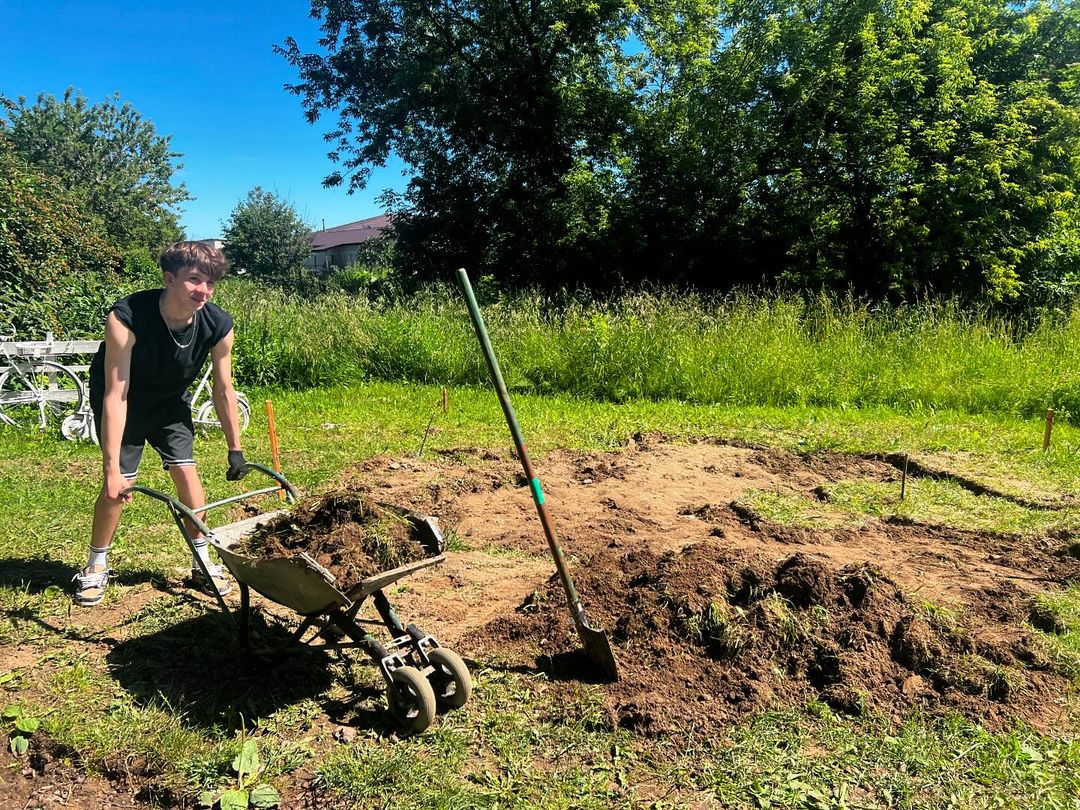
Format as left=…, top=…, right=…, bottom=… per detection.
left=311, top=214, right=392, bottom=250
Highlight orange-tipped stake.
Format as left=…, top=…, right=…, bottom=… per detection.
left=266, top=400, right=284, bottom=501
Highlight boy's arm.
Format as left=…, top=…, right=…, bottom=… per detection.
left=209, top=329, right=246, bottom=477
left=101, top=312, right=135, bottom=501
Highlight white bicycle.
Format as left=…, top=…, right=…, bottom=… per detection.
left=190, top=363, right=252, bottom=433
left=0, top=331, right=88, bottom=431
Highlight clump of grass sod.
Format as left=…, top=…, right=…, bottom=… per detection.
left=218, top=281, right=1080, bottom=422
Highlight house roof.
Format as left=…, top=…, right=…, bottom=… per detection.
left=311, top=214, right=392, bottom=250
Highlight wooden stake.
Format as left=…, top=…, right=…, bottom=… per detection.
left=417, top=408, right=438, bottom=458
left=266, top=400, right=284, bottom=501
left=1044, top=409, right=1055, bottom=453
left=900, top=453, right=909, bottom=502
left=442, top=386, right=449, bottom=414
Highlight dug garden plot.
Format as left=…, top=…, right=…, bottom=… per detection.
left=332, top=438, right=1080, bottom=735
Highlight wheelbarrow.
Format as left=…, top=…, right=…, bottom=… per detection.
left=125, top=464, right=471, bottom=733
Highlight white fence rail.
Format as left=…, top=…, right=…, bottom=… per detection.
left=0, top=334, right=101, bottom=376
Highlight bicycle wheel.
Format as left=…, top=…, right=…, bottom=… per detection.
left=0, top=360, right=85, bottom=429
left=195, top=393, right=252, bottom=432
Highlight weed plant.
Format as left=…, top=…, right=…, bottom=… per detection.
left=218, top=283, right=1080, bottom=421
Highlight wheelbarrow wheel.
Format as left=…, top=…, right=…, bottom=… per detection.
left=427, top=648, right=472, bottom=710
left=387, top=666, right=436, bottom=734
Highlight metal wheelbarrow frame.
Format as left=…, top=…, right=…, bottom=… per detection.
left=125, top=464, right=471, bottom=733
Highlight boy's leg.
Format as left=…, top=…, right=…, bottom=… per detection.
left=168, top=464, right=232, bottom=596
left=155, top=401, right=235, bottom=597
left=75, top=450, right=141, bottom=607
left=151, top=405, right=205, bottom=545
left=168, top=462, right=206, bottom=530
left=89, top=488, right=125, bottom=558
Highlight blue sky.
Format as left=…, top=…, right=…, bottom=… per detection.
left=0, top=0, right=407, bottom=239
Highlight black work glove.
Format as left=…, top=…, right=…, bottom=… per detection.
left=226, top=450, right=250, bottom=481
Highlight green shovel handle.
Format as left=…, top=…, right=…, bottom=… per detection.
left=456, top=268, right=584, bottom=610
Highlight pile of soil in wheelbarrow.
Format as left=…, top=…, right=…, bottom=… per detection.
left=238, top=492, right=427, bottom=593
left=330, top=441, right=1080, bottom=735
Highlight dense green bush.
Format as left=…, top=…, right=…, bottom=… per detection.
left=0, top=135, right=125, bottom=337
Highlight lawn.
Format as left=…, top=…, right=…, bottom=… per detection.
left=2, top=383, right=1079, bottom=809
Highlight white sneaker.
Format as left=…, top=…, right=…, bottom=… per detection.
left=72, top=565, right=110, bottom=607
left=190, top=563, right=233, bottom=597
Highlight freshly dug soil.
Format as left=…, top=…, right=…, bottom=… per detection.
left=327, top=439, right=1080, bottom=735
left=238, top=492, right=426, bottom=593
left=477, top=544, right=1063, bottom=734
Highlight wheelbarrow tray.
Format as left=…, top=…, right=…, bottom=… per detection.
left=208, top=505, right=446, bottom=616
left=213, top=541, right=444, bottom=616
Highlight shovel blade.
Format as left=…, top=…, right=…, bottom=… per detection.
left=572, top=609, right=619, bottom=682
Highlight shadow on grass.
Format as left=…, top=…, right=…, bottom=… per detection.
left=106, top=610, right=337, bottom=731
left=0, top=556, right=159, bottom=595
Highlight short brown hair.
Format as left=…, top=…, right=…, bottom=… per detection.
left=160, top=241, right=229, bottom=282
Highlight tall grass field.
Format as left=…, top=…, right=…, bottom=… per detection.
left=220, top=282, right=1080, bottom=420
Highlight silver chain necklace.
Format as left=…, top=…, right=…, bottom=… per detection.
left=160, top=300, right=198, bottom=350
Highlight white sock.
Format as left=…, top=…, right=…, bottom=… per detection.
left=86, top=546, right=109, bottom=571
left=192, top=537, right=211, bottom=570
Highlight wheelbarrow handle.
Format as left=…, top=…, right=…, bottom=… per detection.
left=119, top=462, right=299, bottom=525
left=245, top=463, right=300, bottom=502
left=122, top=485, right=213, bottom=536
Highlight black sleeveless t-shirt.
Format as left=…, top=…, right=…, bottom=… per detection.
left=89, top=290, right=234, bottom=407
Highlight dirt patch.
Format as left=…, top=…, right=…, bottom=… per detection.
left=321, top=440, right=1079, bottom=734
left=238, top=492, right=428, bottom=593
left=471, top=544, right=1066, bottom=733
left=0, top=733, right=138, bottom=809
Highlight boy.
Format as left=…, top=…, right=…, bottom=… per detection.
left=73, top=241, right=248, bottom=606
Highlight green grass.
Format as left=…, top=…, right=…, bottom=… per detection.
left=4, top=385, right=1080, bottom=807
left=217, top=282, right=1080, bottom=422
left=736, top=489, right=851, bottom=528
left=1031, top=586, right=1080, bottom=680
left=828, top=479, right=1080, bottom=535
left=734, top=476, right=1080, bottom=537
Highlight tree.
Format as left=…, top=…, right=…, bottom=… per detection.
left=278, top=0, right=637, bottom=285
left=606, top=0, right=1080, bottom=302
left=0, top=134, right=123, bottom=336
left=222, top=188, right=313, bottom=286
left=281, top=0, right=1080, bottom=303
left=0, top=88, right=189, bottom=254
left=702, top=0, right=1080, bottom=302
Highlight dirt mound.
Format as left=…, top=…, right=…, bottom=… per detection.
left=328, top=442, right=1078, bottom=734
left=239, top=492, right=426, bottom=593
left=469, top=544, right=1065, bottom=733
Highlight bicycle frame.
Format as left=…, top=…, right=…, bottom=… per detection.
left=189, top=363, right=214, bottom=409
left=0, top=354, right=40, bottom=427
left=0, top=338, right=86, bottom=428
left=190, top=362, right=251, bottom=433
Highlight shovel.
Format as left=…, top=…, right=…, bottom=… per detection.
left=456, top=268, right=619, bottom=681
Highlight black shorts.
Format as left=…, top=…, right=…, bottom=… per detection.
left=90, top=395, right=196, bottom=479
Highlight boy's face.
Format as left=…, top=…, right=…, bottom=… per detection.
left=164, top=265, right=216, bottom=311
